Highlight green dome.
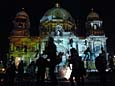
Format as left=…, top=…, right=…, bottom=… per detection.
left=40, top=3, right=74, bottom=22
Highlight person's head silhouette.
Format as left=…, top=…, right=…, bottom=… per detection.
left=48, top=36, right=54, bottom=44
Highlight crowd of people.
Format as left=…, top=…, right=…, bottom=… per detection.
left=2, top=36, right=115, bottom=86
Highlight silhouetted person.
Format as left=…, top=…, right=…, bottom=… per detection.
left=36, top=53, right=48, bottom=86
left=84, top=47, right=91, bottom=59
left=77, top=56, right=86, bottom=86
left=44, top=36, right=58, bottom=86
left=84, top=47, right=91, bottom=70
left=69, top=48, right=86, bottom=86
left=6, top=59, right=16, bottom=86
left=28, top=61, right=36, bottom=80
left=95, top=53, right=107, bottom=86
left=17, top=60, right=24, bottom=81
left=2, top=53, right=7, bottom=68
left=24, top=45, right=27, bottom=52
left=101, top=47, right=106, bottom=58
left=69, top=38, right=73, bottom=47
left=108, top=54, right=114, bottom=72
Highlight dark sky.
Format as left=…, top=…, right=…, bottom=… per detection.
left=0, top=0, right=115, bottom=53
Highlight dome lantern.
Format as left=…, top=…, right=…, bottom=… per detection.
left=55, top=3, right=60, bottom=8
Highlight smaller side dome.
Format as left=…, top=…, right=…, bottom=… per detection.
left=87, top=8, right=99, bottom=20
left=13, top=8, right=30, bottom=29
left=16, top=8, right=29, bottom=18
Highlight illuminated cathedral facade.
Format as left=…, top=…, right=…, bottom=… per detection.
left=8, top=3, right=108, bottom=70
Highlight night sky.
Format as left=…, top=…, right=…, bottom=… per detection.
left=0, top=0, right=115, bottom=53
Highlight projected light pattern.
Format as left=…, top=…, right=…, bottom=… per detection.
left=8, top=3, right=108, bottom=80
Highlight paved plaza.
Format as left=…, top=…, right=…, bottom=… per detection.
left=0, top=72, right=115, bottom=86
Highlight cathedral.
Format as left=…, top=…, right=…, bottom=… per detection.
left=8, top=3, right=108, bottom=72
